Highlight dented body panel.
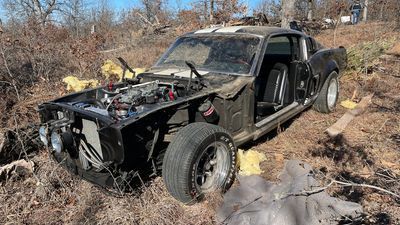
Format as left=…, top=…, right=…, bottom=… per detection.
left=38, top=26, right=347, bottom=191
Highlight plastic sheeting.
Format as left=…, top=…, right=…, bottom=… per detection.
left=217, top=160, right=363, bottom=225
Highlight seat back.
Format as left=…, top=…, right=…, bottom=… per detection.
left=262, top=63, right=288, bottom=105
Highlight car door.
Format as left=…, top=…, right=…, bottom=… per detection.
left=289, top=36, right=314, bottom=104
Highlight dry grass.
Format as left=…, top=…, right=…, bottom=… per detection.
left=253, top=24, right=400, bottom=223
left=100, top=33, right=181, bottom=69
left=0, top=150, right=220, bottom=225
left=315, top=22, right=398, bottom=49
left=386, top=42, right=400, bottom=56
left=1, top=22, right=400, bottom=224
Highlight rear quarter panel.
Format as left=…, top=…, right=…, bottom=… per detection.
left=307, top=47, right=347, bottom=91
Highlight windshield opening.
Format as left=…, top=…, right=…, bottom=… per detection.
left=155, top=35, right=261, bottom=75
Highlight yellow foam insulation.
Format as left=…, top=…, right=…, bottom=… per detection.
left=340, top=99, right=358, bottom=109
left=63, top=76, right=99, bottom=92
left=134, top=67, right=146, bottom=75
left=63, top=60, right=146, bottom=92
left=237, top=149, right=267, bottom=176
left=101, top=60, right=146, bottom=81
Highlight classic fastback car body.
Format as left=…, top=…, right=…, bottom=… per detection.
left=38, top=26, right=346, bottom=203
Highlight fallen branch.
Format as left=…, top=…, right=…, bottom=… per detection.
left=282, top=179, right=400, bottom=199
left=12, top=115, right=40, bottom=183
left=369, top=118, right=389, bottom=139
left=1, top=125, right=41, bottom=165
left=220, top=195, right=263, bottom=224
left=136, top=12, right=153, bottom=26
left=326, top=94, right=374, bottom=138
left=0, top=159, right=34, bottom=181
left=331, top=180, right=400, bottom=198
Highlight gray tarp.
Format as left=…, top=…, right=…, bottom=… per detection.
left=217, top=160, right=363, bottom=225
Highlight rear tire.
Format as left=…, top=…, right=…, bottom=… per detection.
left=162, top=122, right=236, bottom=204
left=313, top=71, right=339, bottom=113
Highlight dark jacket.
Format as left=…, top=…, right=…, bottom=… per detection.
left=350, top=3, right=362, bottom=11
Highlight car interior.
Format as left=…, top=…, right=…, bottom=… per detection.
left=255, top=35, right=302, bottom=122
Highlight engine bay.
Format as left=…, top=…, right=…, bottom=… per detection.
left=69, top=80, right=185, bottom=121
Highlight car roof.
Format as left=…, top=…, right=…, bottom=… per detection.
left=187, top=26, right=305, bottom=38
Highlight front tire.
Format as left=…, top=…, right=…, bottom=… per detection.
left=313, top=71, right=339, bottom=113
left=162, top=122, right=236, bottom=204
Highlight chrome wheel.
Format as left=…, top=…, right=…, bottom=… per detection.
left=327, top=78, right=338, bottom=110
left=163, top=122, right=236, bottom=204
left=194, top=141, right=231, bottom=192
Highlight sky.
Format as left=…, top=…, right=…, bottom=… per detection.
left=111, top=0, right=138, bottom=10
left=0, top=0, right=261, bottom=22
left=110, top=0, right=259, bottom=13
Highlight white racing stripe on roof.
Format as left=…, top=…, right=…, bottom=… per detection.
left=194, top=27, right=220, bottom=34
left=194, top=26, right=254, bottom=34
left=214, top=26, right=247, bottom=33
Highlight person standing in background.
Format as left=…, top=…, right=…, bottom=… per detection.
left=350, top=0, right=363, bottom=24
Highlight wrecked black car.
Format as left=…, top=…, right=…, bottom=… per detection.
left=38, top=26, right=347, bottom=204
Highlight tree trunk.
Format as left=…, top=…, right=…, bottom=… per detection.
left=204, top=1, right=208, bottom=21
left=396, top=1, right=400, bottom=28
left=281, top=0, right=296, bottom=28
left=210, top=0, right=214, bottom=22
left=307, top=0, right=314, bottom=21
left=363, top=0, right=368, bottom=22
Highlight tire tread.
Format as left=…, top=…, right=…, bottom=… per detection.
left=162, top=122, right=235, bottom=204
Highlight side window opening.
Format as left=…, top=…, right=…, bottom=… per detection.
left=306, top=37, right=315, bottom=57
left=291, top=36, right=301, bottom=61
left=307, top=37, right=323, bottom=56
left=265, top=36, right=291, bottom=55
left=254, top=35, right=298, bottom=122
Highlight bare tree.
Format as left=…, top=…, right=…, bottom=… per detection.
left=203, top=0, right=208, bottom=21
left=396, top=1, right=400, bottom=28
left=214, top=0, right=247, bottom=23
left=307, top=0, right=314, bottom=20
left=363, top=0, right=368, bottom=22
left=256, top=0, right=281, bottom=22
left=210, top=0, right=214, bottom=22
left=2, top=0, right=63, bottom=26
left=281, top=0, right=295, bottom=28
left=61, top=0, right=87, bottom=36
left=140, top=0, right=163, bottom=24
left=89, top=0, right=114, bottom=34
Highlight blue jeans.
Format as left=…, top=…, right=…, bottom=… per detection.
left=352, top=10, right=361, bottom=24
